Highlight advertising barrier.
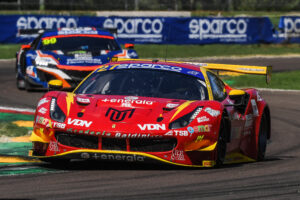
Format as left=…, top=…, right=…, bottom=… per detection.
left=275, top=16, right=300, bottom=43
left=0, top=14, right=297, bottom=44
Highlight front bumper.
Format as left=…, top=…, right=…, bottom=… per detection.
left=29, top=149, right=216, bottom=168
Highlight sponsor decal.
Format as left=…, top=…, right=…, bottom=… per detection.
left=115, top=132, right=163, bottom=139
left=99, top=63, right=182, bottom=73
left=164, top=130, right=188, bottom=137
left=187, top=70, right=200, bottom=76
left=103, top=18, right=163, bottom=42
left=187, top=125, right=212, bottom=134
left=257, top=92, right=263, bottom=102
left=204, top=107, right=220, bottom=117
left=76, top=97, right=90, bottom=104
left=102, top=98, right=153, bottom=105
left=38, top=107, right=47, bottom=114
left=105, top=108, right=135, bottom=122
left=125, top=96, right=139, bottom=100
left=35, top=116, right=49, bottom=126
left=58, top=27, right=97, bottom=35
left=282, top=17, right=300, bottom=36
left=189, top=18, right=247, bottom=41
left=66, top=128, right=112, bottom=137
left=37, top=98, right=49, bottom=107
left=92, top=153, right=145, bottom=162
left=251, top=99, right=259, bottom=117
left=195, top=135, right=204, bottom=141
left=48, top=121, right=66, bottom=129
left=67, top=118, right=92, bottom=127
left=17, top=16, right=77, bottom=30
left=171, top=150, right=185, bottom=161
left=166, top=103, right=179, bottom=109
left=138, top=124, right=166, bottom=131
left=197, top=116, right=210, bottom=123
left=245, top=114, right=253, bottom=128
left=187, top=126, right=195, bottom=134
left=66, top=53, right=102, bottom=65
left=26, top=66, right=36, bottom=77
left=49, top=141, right=59, bottom=152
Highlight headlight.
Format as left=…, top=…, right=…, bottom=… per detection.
left=169, top=107, right=202, bottom=129
left=34, top=55, right=58, bottom=67
left=50, top=98, right=66, bottom=122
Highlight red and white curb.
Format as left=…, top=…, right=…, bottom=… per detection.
left=0, top=106, right=35, bottom=115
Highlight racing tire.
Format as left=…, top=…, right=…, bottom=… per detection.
left=215, top=117, right=227, bottom=167
left=16, top=76, right=25, bottom=90
left=16, top=66, right=25, bottom=90
left=257, top=112, right=268, bottom=161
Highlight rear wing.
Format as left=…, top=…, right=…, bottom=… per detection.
left=187, top=62, right=272, bottom=84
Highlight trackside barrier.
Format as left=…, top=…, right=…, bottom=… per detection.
left=0, top=14, right=298, bottom=44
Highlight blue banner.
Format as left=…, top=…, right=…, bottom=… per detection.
left=0, top=14, right=278, bottom=44
left=275, top=16, right=300, bottom=43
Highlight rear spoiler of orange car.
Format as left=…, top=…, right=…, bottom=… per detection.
left=109, top=58, right=272, bottom=84
left=189, top=62, right=272, bottom=84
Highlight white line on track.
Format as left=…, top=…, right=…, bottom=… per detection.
left=0, top=106, right=35, bottom=114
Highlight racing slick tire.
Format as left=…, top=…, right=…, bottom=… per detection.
left=16, top=76, right=25, bottom=90
left=215, top=117, right=227, bottom=167
left=257, top=112, right=268, bottom=161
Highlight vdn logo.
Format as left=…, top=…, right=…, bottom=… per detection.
left=138, top=124, right=166, bottom=131
left=105, top=108, right=135, bottom=122
left=67, top=118, right=92, bottom=128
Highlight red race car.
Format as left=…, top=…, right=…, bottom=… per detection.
left=29, top=59, right=271, bottom=167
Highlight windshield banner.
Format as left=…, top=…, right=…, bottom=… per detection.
left=0, top=14, right=280, bottom=44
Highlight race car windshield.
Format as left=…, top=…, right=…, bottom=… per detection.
left=39, top=36, right=121, bottom=51
left=75, top=69, right=208, bottom=100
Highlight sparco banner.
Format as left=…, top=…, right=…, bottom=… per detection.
left=0, top=15, right=275, bottom=44
left=275, top=16, right=300, bottom=43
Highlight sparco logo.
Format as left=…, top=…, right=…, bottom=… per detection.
left=103, top=18, right=163, bottom=40
left=283, top=18, right=300, bottom=33
left=16, top=16, right=77, bottom=30
left=105, top=108, right=135, bottom=122
left=189, top=18, right=247, bottom=40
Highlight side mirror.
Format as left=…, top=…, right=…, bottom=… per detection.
left=48, top=80, right=63, bottom=91
left=229, top=89, right=246, bottom=100
left=21, top=44, right=31, bottom=50
left=124, top=43, right=134, bottom=49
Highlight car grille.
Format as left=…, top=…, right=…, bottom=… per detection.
left=55, top=132, right=177, bottom=152
left=61, top=70, right=92, bottom=81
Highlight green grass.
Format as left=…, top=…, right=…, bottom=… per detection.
left=1, top=43, right=300, bottom=59
left=223, top=70, right=300, bottom=90
left=0, top=44, right=21, bottom=59
left=134, top=44, right=300, bottom=58
left=0, top=122, right=29, bottom=137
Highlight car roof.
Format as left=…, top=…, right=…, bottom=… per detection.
left=41, top=27, right=114, bottom=38
left=98, top=59, right=205, bottom=80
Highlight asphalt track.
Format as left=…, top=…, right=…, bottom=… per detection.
left=0, top=58, right=300, bottom=199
